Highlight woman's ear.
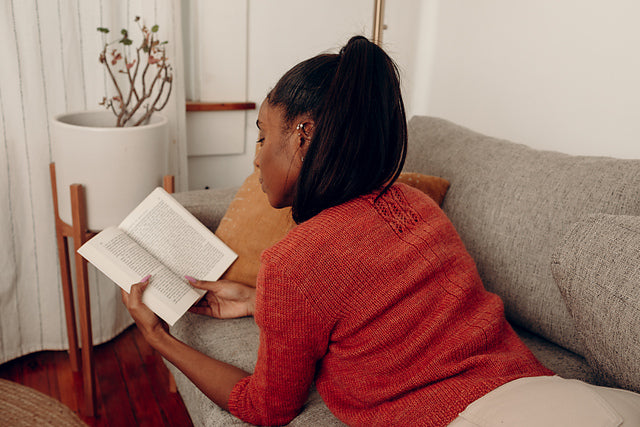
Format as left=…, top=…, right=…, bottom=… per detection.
left=295, top=118, right=315, bottom=147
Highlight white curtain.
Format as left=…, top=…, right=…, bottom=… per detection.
left=0, top=0, right=188, bottom=364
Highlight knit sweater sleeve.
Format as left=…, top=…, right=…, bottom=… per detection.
left=227, top=258, right=331, bottom=426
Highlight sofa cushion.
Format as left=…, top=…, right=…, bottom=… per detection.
left=214, top=170, right=449, bottom=287
left=395, top=172, right=450, bottom=206
left=214, top=170, right=296, bottom=287
left=405, top=116, right=640, bottom=355
left=172, top=187, right=238, bottom=232
left=551, top=214, right=640, bottom=392
left=513, top=327, right=612, bottom=387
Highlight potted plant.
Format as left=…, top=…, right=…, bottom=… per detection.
left=52, top=16, right=173, bottom=230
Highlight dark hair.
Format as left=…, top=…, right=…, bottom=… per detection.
left=267, top=36, right=407, bottom=224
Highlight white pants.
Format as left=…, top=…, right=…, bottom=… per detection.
left=448, top=376, right=640, bottom=427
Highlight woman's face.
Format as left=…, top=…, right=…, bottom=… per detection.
left=254, top=101, right=305, bottom=209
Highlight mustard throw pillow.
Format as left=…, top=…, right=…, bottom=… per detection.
left=215, top=171, right=450, bottom=286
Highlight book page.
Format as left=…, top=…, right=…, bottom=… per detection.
left=119, top=188, right=237, bottom=281
left=77, top=226, right=204, bottom=325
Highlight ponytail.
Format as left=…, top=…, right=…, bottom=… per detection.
left=268, top=36, right=407, bottom=224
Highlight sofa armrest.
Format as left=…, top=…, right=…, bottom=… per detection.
left=172, top=187, right=239, bottom=232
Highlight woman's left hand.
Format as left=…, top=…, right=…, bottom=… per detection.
left=121, top=275, right=168, bottom=344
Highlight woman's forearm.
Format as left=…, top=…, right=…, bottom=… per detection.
left=148, top=331, right=250, bottom=411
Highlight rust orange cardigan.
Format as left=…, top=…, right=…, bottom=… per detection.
left=228, top=183, right=553, bottom=426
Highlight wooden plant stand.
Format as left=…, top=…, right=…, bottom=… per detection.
left=49, top=163, right=174, bottom=416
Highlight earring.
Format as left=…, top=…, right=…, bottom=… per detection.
left=296, top=123, right=304, bottom=131
left=301, top=156, right=304, bottom=162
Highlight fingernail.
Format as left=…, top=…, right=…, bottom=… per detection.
left=184, top=275, right=197, bottom=284
left=141, top=274, right=151, bottom=283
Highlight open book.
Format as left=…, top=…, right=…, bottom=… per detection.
left=78, top=187, right=237, bottom=325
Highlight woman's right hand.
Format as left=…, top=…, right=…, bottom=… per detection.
left=185, top=277, right=256, bottom=319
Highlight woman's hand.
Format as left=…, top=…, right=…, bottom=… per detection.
left=185, top=277, right=256, bottom=319
left=121, top=275, right=168, bottom=344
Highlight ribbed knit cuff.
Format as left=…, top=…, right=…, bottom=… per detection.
left=227, top=376, right=252, bottom=421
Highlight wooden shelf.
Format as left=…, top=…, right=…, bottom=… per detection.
left=186, top=101, right=256, bottom=112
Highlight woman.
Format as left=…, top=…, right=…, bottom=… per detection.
left=123, top=36, right=640, bottom=426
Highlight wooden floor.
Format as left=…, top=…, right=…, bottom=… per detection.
left=0, top=325, right=193, bottom=427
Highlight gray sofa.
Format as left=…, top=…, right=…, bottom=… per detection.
left=168, top=116, right=640, bottom=426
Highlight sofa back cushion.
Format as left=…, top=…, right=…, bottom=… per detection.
left=551, top=214, right=640, bottom=392
left=405, top=116, right=640, bottom=355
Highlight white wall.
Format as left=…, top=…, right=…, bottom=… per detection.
left=417, top=0, right=640, bottom=159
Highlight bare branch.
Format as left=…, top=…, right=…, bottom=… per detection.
left=154, top=65, right=173, bottom=111
left=101, top=45, right=127, bottom=122
left=155, top=77, right=173, bottom=111
left=131, top=47, right=141, bottom=103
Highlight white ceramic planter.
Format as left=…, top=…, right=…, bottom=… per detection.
left=52, top=110, right=168, bottom=230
